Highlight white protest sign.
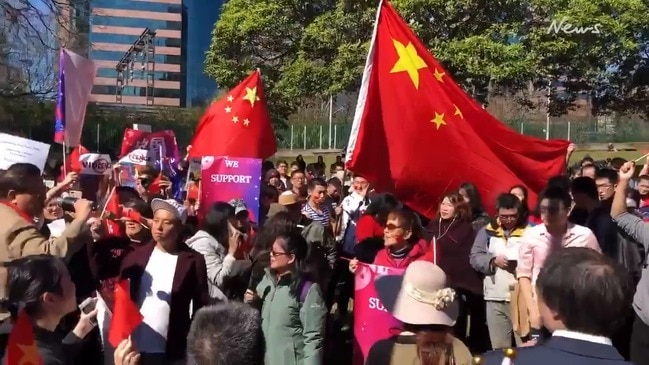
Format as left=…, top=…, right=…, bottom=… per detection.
left=188, top=158, right=201, bottom=174
left=118, top=149, right=151, bottom=166
left=132, top=124, right=152, bottom=132
left=79, top=153, right=112, bottom=175
left=0, top=133, right=51, bottom=172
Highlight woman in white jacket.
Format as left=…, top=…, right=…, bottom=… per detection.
left=186, top=202, right=244, bottom=301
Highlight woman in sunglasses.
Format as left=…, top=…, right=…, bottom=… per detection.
left=349, top=207, right=430, bottom=272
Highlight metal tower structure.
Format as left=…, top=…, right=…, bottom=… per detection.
left=115, top=28, right=156, bottom=105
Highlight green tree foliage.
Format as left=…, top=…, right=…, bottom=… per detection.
left=205, top=0, right=649, bottom=121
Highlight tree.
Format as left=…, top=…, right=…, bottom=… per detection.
left=0, top=0, right=68, bottom=99
left=204, top=0, right=649, bottom=121
left=1, top=0, right=93, bottom=129
left=521, top=0, right=649, bottom=117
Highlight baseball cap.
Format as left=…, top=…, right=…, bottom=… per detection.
left=151, top=198, right=187, bottom=223
left=228, top=198, right=248, bottom=216
left=278, top=191, right=298, bottom=206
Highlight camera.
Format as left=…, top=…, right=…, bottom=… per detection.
left=55, top=196, right=96, bottom=212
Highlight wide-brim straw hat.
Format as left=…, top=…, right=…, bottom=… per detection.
left=375, top=261, right=458, bottom=326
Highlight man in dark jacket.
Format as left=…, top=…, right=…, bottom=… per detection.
left=483, top=248, right=633, bottom=365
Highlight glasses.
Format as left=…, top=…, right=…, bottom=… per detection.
left=270, top=250, right=290, bottom=257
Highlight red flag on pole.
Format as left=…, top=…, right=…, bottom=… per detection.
left=189, top=70, right=277, bottom=160
left=345, top=0, right=569, bottom=217
left=108, top=280, right=142, bottom=347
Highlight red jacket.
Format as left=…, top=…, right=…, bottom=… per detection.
left=372, top=239, right=431, bottom=269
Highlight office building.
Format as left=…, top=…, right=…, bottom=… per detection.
left=59, top=0, right=222, bottom=107
left=183, top=0, right=223, bottom=107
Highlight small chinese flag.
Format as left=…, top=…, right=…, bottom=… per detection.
left=345, top=0, right=569, bottom=217
left=6, top=310, right=42, bottom=365
left=108, top=280, right=143, bottom=347
left=59, top=144, right=89, bottom=182
left=102, top=188, right=123, bottom=237
left=189, top=70, right=277, bottom=160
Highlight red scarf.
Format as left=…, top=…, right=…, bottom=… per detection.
left=0, top=201, right=34, bottom=224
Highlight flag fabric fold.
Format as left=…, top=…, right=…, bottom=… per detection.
left=345, top=0, right=569, bottom=217
left=54, top=49, right=97, bottom=147
left=189, top=70, right=277, bottom=160
left=6, top=310, right=42, bottom=365
left=108, top=280, right=143, bottom=347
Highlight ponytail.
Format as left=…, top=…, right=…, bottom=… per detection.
left=403, top=324, right=455, bottom=365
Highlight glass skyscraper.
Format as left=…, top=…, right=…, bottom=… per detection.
left=64, top=0, right=222, bottom=107
left=182, top=0, right=222, bottom=107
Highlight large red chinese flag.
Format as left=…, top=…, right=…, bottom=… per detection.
left=108, top=280, right=143, bottom=347
left=6, top=310, right=42, bottom=365
left=190, top=70, right=277, bottom=159
left=345, top=0, right=569, bottom=217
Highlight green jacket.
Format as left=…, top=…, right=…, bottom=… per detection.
left=256, top=270, right=327, bottom=365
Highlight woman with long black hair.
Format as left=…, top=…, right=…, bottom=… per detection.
left=4, top=255, right=98, bottom=364
left=458, top=182, right=491, bottom=230
left=244, top=231, right=327, bottom=365
left=186, top=202, right=249, bottom=301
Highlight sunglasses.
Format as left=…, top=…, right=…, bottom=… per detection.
left=385, top=223, right=404, bottom=231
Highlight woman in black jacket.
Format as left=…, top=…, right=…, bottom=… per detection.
left=5, top=255, right=98, bottom=365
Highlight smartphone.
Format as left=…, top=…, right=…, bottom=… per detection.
left=79, top=298, right=98, bottom=326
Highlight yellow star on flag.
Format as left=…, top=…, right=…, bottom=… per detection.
left=243, top=118, right=251, bottom=126
left=390, top=39, right=427, bottom=89
left=243, top=87, right=260, bottom=107
left=433, top=68, right=445, bottom=82
left=225, top=106, right=232, bottom=113
left=454, top=104, right=463, bottom=119
left=431, top=112, right=446, bottom=129
left=227, top=95, right=234, bottom=103
left=17, top=342, right=40, bottom=365
left=232, top=116, right=239, bottom=123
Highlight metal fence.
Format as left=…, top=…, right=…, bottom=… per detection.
left=2, top=117, right=648, bottom=155
left=276, top=123, right=352, bottom=150
left=277, top=118, right=649, bottom=151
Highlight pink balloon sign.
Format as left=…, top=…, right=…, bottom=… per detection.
left=353, top=264, right=405, bottom=364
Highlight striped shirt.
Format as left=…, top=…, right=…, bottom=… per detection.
left=302, top=202, right=332, bottom=227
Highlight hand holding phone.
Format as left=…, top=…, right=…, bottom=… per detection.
left=227, top=221, right=242, bottom=255
left=79, top=297, right=98, bottom=327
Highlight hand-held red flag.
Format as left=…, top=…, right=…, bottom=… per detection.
left=189, top=70, right=277, bottom=160
left=5, top=310, right=42, bottom=365
left=108, top=280, right=142, bottom=348
left=345, top=0, right=569, bottom=217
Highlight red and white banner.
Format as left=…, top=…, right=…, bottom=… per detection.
left=79, top=153, right=112, bottom=175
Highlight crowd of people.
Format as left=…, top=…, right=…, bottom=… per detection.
left=0, top=146, right=647, bottom=365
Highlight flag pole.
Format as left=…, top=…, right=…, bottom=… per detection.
left=62, top=141, right=67, bottom=177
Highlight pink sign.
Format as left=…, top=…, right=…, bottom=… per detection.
left=200, top=156, right=262, bottom=223
left=353, top=264, right=405, bottom=364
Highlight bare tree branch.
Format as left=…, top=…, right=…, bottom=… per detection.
left=0, top=0, right=82, bottom=99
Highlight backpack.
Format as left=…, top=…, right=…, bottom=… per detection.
left=299, top=280, right=313, bottom=303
